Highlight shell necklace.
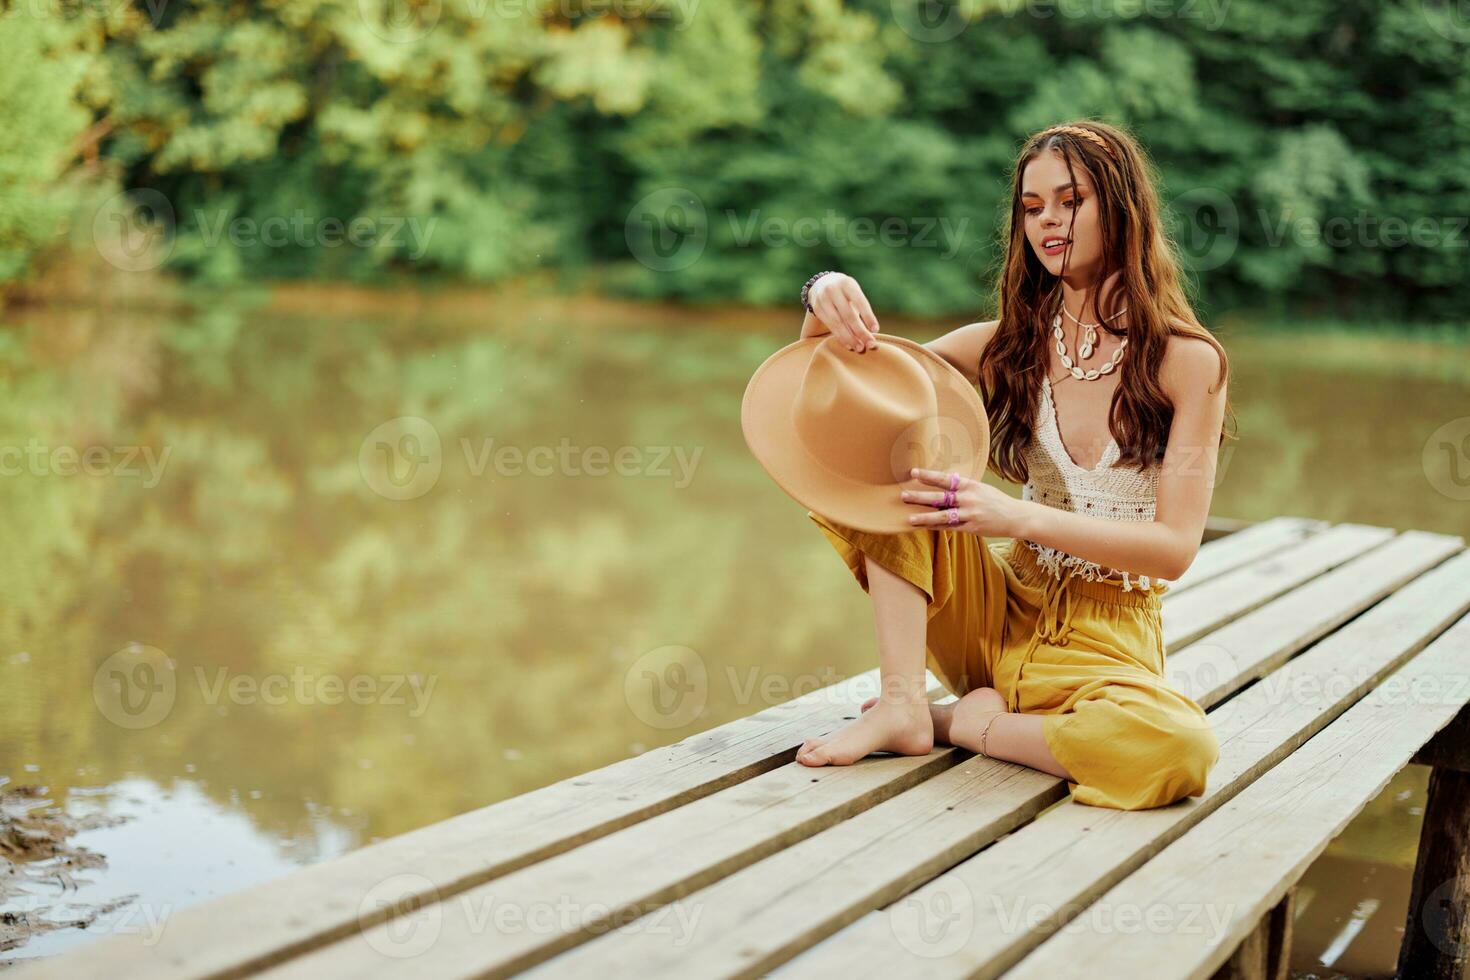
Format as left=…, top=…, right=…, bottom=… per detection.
left=1052, top=305, right=1128, bottom=381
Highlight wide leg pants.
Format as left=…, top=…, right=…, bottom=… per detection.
left=809, top=511, right=1220, bottom=811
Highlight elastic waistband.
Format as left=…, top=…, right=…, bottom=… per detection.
left=1004, top=538, right=1165, bottom=608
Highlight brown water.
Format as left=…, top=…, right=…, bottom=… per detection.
left=1, top=294, right=1466, bottom=971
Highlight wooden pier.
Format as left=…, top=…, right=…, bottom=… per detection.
left=14, top=516, right=1470, bottom=979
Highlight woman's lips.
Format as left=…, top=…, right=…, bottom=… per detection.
left=1042, top=238, right=1071, bottom=256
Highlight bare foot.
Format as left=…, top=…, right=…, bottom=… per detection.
left=796, top=698, right=934, bottom=767
left=861, top=694, right=956, bottom=744
left=862, top=687, right=1007, bottom=750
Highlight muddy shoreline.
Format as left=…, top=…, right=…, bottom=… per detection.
left=0, top=782, right=133, bottom=966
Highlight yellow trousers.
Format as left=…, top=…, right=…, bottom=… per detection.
left=809, top=511, right=1220, bottom=811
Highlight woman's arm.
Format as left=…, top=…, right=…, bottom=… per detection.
left=1009, top=336, right=1229, bottom=580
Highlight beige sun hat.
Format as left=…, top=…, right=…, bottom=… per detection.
left=741, top=332, right=990, bottom=534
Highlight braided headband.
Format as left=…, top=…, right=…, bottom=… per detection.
left=1040, top=124, right=1116, bottom=161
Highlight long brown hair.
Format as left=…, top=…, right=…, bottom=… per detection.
left=978, top=120, right=1236, bottom=484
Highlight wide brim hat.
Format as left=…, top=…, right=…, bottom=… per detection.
left=742, top=332, right=990, bottom=534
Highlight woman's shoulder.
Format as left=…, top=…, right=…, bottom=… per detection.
left=1160, top=331, right=1225, bottom=396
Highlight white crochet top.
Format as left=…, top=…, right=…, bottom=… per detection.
left=1019, top=376, right=1164, bottom=591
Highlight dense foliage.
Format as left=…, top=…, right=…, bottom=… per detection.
left=6, top=0, right=1469, bottom=317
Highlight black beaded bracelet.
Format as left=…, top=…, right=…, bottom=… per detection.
left=801, top=270, right=839, bottom=312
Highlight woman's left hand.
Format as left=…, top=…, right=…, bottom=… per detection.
left=902, top=467, right=1022, bottom=537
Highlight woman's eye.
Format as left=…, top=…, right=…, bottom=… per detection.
left=1025, top=207, right=1041, bottom=216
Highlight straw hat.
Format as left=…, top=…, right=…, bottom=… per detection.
left=741, top=332, right=990, bottom=534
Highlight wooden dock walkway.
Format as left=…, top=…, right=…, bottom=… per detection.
left=15, top=516, right=1470, bottom=979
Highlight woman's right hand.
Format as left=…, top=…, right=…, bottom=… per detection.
left=801, top=273, right=882, bottom=352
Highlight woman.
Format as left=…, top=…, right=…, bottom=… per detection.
left=792, top=121, right=1234, bottom=811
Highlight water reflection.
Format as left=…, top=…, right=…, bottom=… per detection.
left=0, top=298, right=1466, bottom=967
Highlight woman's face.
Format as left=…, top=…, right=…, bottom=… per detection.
left=1020, top=150, right=1103, bottom=282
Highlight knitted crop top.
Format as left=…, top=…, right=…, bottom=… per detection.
left=1018, top=376, right=1163, bottom=592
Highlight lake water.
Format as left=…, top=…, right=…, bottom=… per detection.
left=2, top=292, right=1467, bottom=973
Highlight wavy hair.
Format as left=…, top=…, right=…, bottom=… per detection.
left=978, top=120, right=1236, bottom=484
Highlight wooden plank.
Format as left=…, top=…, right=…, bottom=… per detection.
left=521, top=533, right=1462, bottom=980
left=1202, top=515, right=1257, bottom=542
left=1166, top=530, right=1461, bottom=708
left=258, top=742, right=972, bottom=977
left=1169, top=517, right=1324, bottom=596
left=17, top=524, right=1344, bottom=979
left=2, top=523, right=1400, bottom=980
left=774, top=546, right=1470, bottom=980
left=1005, top=607, right=1470, bottom=979
left=8, top=668, right=949, bottom=980
left=1162, top=523, right=1392, bottom=649
left=1410, top=699, right=1470, bottom=772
